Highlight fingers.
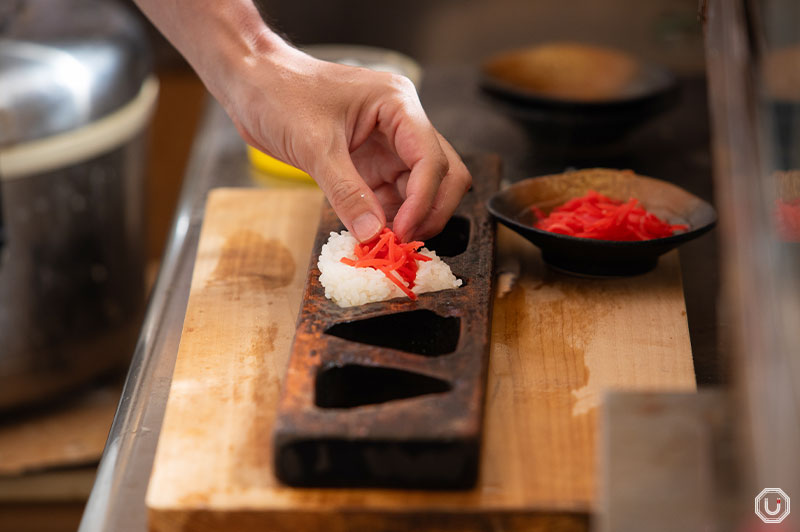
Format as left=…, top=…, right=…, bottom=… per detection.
left=376, top=79, right=471, bottom=242
left=371, top=180, right=407, bottom=222
left=411, top=135, right=472, bottom=240
left=389, top=115, right=450, bottom=241
left=312, top=147, right=386, bottom=242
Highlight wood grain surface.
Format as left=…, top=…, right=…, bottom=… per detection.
left=146, top=187, right=696, bottom=532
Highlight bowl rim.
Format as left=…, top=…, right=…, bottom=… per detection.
left=479, top=45, right=678, bottom=109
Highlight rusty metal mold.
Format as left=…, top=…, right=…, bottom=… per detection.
left=273, top=154, right=500, bottom=489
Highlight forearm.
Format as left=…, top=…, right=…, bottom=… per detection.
left=132, top=0, right=291, bottom=108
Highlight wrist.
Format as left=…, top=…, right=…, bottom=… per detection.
left=199, top=12, right=293, bottom=105
left=152, top=1, right=303, bottom=111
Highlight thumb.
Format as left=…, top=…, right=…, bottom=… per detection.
left=312, top=152, right=386, bottom=242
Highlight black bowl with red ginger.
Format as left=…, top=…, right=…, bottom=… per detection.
left=487, top=169, right=717, bottom=276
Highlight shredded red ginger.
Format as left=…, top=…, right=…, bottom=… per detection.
left=776, top=198, right=800, bottom=242
left=532, top=190, right=689, bottom=241
left=340, top=228, right=431, bottom=300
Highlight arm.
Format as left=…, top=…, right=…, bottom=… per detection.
left=133, top=0, right=471, bottom=242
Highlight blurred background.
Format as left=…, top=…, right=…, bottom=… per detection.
left=3, top=0, right=777, bottom=531
left=138, top=0, right=705, bottom=260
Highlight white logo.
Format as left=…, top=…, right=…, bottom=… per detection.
left=755, top=488, right=790, bottom=524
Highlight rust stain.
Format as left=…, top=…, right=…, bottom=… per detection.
left=210, top=230, right=295, bottom=289
left=230, top=323, right=282, bottom=490
left=243, top=378, right=279, bottom=482
left=251, top=323, right=279, bottom=354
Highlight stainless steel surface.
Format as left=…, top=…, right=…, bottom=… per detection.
left=0, top=0, right=153, bottom=410
left=598, top=391, right=737, bottom=532
left=0, top=175, right=5, bottom=254
left=0, top=0, right=150, bottom=146
left=0, top=136, right=148, bottom=410
left=704, top=0, right=800, bottom=524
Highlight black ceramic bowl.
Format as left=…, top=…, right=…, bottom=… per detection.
left=487, top=168, right=717, bottom=276
left=480, top=43, right=679, bottom=145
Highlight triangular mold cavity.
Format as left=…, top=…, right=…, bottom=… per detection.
left=315, top=364, right=452, bottom=409
left=324, top=310, right=460, bottom=356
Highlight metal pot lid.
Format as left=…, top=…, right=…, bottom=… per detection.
left=0, top=0, right=151, bottom=147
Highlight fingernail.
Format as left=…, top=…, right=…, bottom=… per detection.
left=352, top=212, right=382, bottom=241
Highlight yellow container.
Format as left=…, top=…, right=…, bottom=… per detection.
left=247, top=146, right=316, bottom=184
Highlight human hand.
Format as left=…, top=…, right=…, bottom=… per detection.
left=132, top=0, right=470, bottom=242
left=225, top=44, right=472, bottom=242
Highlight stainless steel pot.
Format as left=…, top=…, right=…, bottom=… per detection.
left=0, top=0, right=157, bottom=410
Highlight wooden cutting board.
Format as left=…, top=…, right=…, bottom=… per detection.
left=146, top=186, right=696, bottom=532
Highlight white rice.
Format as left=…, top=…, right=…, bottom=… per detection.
left=318, top=230, right=462, bottom=307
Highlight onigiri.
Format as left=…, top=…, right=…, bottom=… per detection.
left=318, top=230, right=462, bottom=308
